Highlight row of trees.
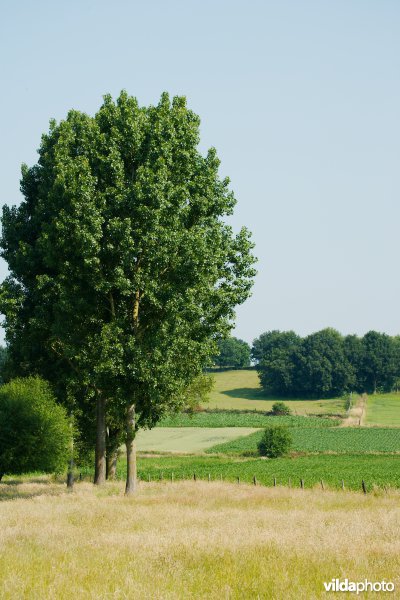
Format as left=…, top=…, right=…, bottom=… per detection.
left=253, top=329, right=400, bottom=397
left=0, top=91, right=256, bottom=491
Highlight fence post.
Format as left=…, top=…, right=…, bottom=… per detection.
left=208, top=473, right=211, bottom=482
left=171, top=472, right=174, bottom=483
left=362, top=480, right=367, bottom=494
left=253, top=475, right=257, bottom=486
left=300, top=479, right=304, bottom=489
left=341, top=479, right=345, bottom=491
left=193, top=472, right=196, bottom=482
left=273, top=477, right=276, bottom=487
left=237, top=476, right=240, bottom=485
left=320, top=479, right=324, bottom=490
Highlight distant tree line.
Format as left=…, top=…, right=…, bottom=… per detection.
left=213, top=337, right=251, bottom=369
left=252, top=329, right=400, bottom=398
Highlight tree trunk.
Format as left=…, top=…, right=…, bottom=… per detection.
left=67, top=415, right=74, bottom=489
left=94, top=395, right=107, bottom=485
left=0, top=473, right=3, bottom=482
left=125, top=403, right=137, bottom=495
left=106, top=449, right=119, bottom=480
left=67, top=458, right=74, bottom=489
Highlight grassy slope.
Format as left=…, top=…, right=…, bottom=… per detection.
left=205, top=369, right=345, bottom=416
left=365, top=393, right=400, bottom=426
left=206, top=427, right=400, bottom=455
left=0, top=480, right=399, bottom=599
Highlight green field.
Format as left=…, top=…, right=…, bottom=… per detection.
left=205, top=369, right=345, bottom=416
left=365, top=393, right=400, bottom=426
left=206, top=427, right=400, bottom=455
left=126, top=454, right=400, bottom=491
left=136, top=426, right=259, bottom=452
left=159, top=411, right=340, bottom=428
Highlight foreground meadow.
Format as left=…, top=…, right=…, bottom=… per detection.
left=0, top=479, right=399, bottom=599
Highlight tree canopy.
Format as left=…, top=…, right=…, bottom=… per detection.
left=0, top=91, right=256, bottom=492
left=213, top=336, right=251, bottom=368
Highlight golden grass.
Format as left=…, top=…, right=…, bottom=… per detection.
left=0, top=479, right=399, bottom=599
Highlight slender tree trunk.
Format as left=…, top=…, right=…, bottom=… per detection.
left=0, top=473, right=3, bottom=482
left=125, top=403, right=137, bottom=495
left=94, top=395, right=107, bottom=485
left=67, top=415, right=74, bottom=489
left=106, top=449, right=119, bottom=480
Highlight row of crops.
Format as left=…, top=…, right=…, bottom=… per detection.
left=206, top=427, right=400, bottom=455
left=109, top=454, right=400, bottom=491
left=158, top=411, right=340, bottom=428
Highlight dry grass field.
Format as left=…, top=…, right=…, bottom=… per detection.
left=0, top=478, right=399, bottom=599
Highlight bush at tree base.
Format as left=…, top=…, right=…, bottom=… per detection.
left=0, top=377, right=71, bottom=479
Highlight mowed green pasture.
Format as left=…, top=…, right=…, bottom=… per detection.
left=207, top=427, right=400, bottom=456
left=136, top=427, right=259, bottom=453
left=205, top=369, right=345, bottom=416
left=127, top=454, right=400, bottom=490
left=158, top=411, right=340, bottom=428
left=365, top=393, right=400, bottom=426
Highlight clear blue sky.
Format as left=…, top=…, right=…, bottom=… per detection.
left=1, top=1, right=400, bottom=345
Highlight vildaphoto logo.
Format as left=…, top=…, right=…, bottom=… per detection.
left=323, top=579, right=395, bottom=594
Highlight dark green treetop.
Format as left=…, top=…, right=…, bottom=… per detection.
left=0, top=91, right=256, bottom=444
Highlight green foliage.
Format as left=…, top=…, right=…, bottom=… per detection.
left=0, top=91, right=256, bottom=461
left=0, top=377, right=71, bottom=477
left=271, top=401, right=291, bottom=415
left=358, top=331, right=397, bottom=393
left=207, top=426, right=400, bottom=456
left=213, top=337, right=251, bottom=368
left=257, top=426, right=292, bottom=458
left=158, top=411, right=339, bottom=428
left=253, top=328, right=400, bottom=398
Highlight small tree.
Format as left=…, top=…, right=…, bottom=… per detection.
left=0, top=377, right=71, bottom=480
left=271, top=401, right=292, bottom=416
left=257, top=426, right=292, bottom=458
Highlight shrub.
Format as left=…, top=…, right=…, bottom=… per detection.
left=271, top=401, right=292, bottom=416
left=257, top=426, right=292, bottom=458
left=0, top=377, right=71, bottom=480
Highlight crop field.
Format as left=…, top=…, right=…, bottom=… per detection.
left=206, top=369, right=346, bottom=416
left=158, top=411, right=340, bottom=428
left=206, top=427, right=400, bottom=455
left=129, top=454, right=400, bottom=490
left=1, top=479, right=399, bottom=599
left=365, top=393, right=400, bottom=426
left=136, top=426, right=259, bottom=453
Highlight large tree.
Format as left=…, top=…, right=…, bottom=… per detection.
left=0, top=91, right=256, bottom=493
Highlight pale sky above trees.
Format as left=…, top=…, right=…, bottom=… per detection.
left=1, top=0, right=400, bottom=344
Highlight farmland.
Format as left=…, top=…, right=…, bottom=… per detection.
left=136, top=427, right=259, bottom=453
left=158, top=411, right=339, bottom=428
left=206, top=427, right=400, bottom=455
left=365, top=393, right=400, bottom=426
left=131, top=371, right=400, bottom=492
